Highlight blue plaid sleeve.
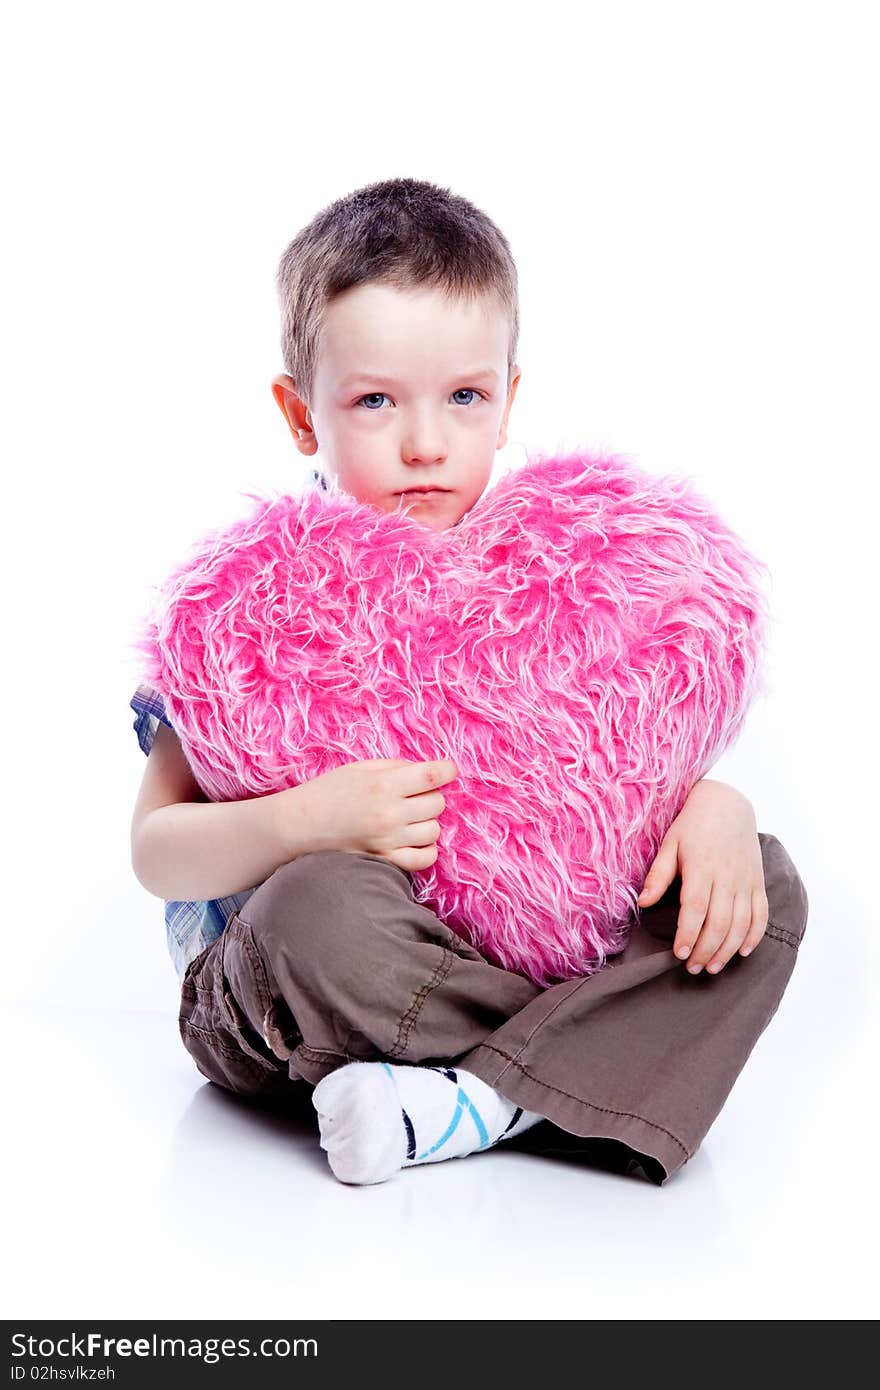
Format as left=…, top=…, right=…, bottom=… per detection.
left=129, top=679, right=259, bottom=980
left=130, top=682, right=174, bottom=756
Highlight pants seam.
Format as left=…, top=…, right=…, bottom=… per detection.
left=502, top=921, right=797, bottom=1072
left=293, top=1041, right=373, bottom=1066
left=236, top=916, right=277, bottom=1019
left=495, top=975, right=587, bottom=1071
left=473, top=1043, right=690, bottom=1160
left=766, top=921, right=800, bottom=949
left=387, top=945, right=456, bottom=1059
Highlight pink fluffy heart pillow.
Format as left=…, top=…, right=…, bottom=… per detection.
left=132, top=449, right=770, bottom=987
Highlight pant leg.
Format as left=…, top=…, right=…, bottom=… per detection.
left=458, top=831, right=809, bottom=1184
left=178, top=833, right=808, bottom=1185
left=177, top=849, right=541, bottom=1099
left=176, top=911, right=301, bottom=1106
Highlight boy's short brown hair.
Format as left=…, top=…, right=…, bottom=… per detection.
left=275, top=176, right=520, bottom=408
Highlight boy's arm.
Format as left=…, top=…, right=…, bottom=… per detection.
left=130, top=722, right=314, bottom=901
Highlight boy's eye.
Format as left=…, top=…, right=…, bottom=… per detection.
left=355, top=388, right=485, bottom=410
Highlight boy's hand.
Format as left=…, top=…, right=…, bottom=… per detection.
left=635, top=779, right=769, bottom=974
left=284, top=756, right=459, bottom=874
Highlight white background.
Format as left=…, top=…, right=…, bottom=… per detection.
left=1, top=0, right=877, bottom=1321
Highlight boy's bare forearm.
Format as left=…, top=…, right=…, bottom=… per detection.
left=132, top=784, right=317, bottom=901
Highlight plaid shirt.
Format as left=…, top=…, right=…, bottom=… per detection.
left=129, top=682, right=258, bottom=981
left=130, top=466, right=327, bottom=979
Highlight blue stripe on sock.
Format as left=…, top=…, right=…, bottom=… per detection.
left=431, top=1068, right=492, bottom=1148
left=381, top=1061, right=417, bottom=1160
left=459, top=1088, right=490, bottom=1149
left=416, top=1091, right=466, bottom=1160
left=423, top=1070, right=493, bottom=1154
left=385, top=1062, right=495, bottom=1162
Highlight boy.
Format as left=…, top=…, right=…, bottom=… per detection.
left=130, top=176, right=808, bottom=1186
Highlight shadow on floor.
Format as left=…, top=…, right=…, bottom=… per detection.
left=501, top=1121, right=667, bottom=1185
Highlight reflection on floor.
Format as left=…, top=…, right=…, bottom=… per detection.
left=1, top=999, right=870, bottom=1320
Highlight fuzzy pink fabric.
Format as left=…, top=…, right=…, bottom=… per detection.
left=132, top=449, right=770, bottom=986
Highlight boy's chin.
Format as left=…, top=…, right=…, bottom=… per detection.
left=385, top=499, right=466, bottom=531
left=346, top=492, right=469, bottom=531
left=409, top=509, right=466, bottom=532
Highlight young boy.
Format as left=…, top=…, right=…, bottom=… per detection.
left=130, top=176, right=809, bottom=1186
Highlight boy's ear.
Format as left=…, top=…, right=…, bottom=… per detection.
left=496, top=364, right=522, bottom=450
left=271, top=374, right=318, bottom=456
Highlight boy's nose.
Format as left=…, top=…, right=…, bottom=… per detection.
left=400, top=422, right=448, bottom=466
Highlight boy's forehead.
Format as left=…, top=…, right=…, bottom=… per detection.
left=319, top=281, right=508, bottom=380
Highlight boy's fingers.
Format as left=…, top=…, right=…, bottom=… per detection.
left=639, top=839, right=678, bottom=904
left=425, top=758, right=458, bottom=783
left=704, top=892, right=753, bottom=973
left=683, top=885, right=734, bottom=972
left=399, top=758, right=458, bottom=795
left=673, top=881, right=712, bottom=959
left=738, top=889, right=771, bottom=956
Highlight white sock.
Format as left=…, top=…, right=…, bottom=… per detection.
left=311, top=1060, right=545, bottom=1185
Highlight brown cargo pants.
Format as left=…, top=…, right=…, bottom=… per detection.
left=178, top=831, right=808, bottom=1184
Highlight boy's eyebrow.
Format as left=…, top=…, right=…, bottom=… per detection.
left=339, top=367, right=501, bottom=387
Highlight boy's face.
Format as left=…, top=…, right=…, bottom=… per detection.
left=271, top=281, right=520, bottom=531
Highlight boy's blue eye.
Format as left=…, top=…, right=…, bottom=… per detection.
left=356, top=388, right=484, bottom=410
